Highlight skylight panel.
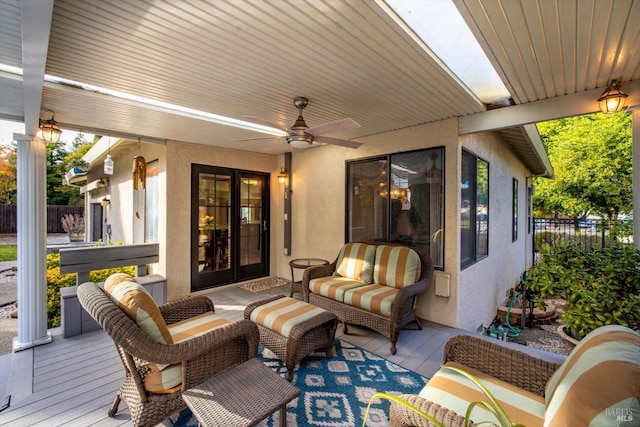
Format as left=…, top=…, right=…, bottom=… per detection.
left=384, top=0, right=511, bottom=105
left=0, top=64, right=286, bottom=137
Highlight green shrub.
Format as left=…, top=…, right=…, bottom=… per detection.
left=46, top=253, right=135, bottom=328
left=522, top=243, right=640, bottom=339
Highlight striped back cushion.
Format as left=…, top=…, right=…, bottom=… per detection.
left=334, top=243, right=376, bottom=283
left=105, top=273, right=173, bottom=345
left=373, top=245, right=421, bottom=288
left=544, top=325, right=640, bottom=427
left=249, top=297, right=327, bottom=338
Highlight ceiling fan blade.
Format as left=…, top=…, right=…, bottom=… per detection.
left=234, top=135, right=285, bottom=142
left=243, top=116, right=288, bottom=132
left=306, top=118, right=360, bottom=136
left=314, top=135, right=362, bottom=149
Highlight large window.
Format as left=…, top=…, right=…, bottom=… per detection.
left=460, top=150, right=489, bottom=269
left=346, top=147, right=445, bottom=269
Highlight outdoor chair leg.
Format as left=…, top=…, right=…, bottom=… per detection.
left=108, top=395, right=121, bottom=417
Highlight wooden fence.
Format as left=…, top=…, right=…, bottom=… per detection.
left=0, top=205, right=84, bottom=234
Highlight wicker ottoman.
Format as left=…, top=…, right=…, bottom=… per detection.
left=244, top=295, right=338, bottom=381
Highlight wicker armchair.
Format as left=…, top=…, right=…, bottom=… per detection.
left=77, top=281, right=260, bottom=427
left=302, top=241, right=434, bottom=355
left=389, top=334, right=566, bottom=426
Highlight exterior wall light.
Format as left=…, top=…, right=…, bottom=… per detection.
left=278, top=167, right=288, bottom=184
left=598, top=80, right=628, bottom=113
left=39, top=110, right=62, bottom=144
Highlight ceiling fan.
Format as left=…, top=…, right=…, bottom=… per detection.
left=242, top=97, right=362, bottom=149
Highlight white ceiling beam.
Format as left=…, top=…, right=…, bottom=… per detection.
left=20, top=0, right=54, bottom=136
left=459, top=79, right=640, bottom=134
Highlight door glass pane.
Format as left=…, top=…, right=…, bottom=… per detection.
left=240, top=176, right=263, bottom=267
left=347, top=159, right=388, bottom=242
left=390, top=149, right=444, bottom=268
left=198, top=173, right=230, bottom=272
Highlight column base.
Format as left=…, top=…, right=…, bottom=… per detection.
left=12, top=333, right=52, bottom=352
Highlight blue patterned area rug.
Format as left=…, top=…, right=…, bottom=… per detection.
left=165, top=339, right=428, bottom=426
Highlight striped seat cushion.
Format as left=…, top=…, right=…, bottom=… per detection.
left=373, top=245, right=421, bottom=288
left=544, top=325, right=640, bottom=427
left=143, top=311, right=231, bottom=394
left=309, top=276, right=368, bottom=303
left=249, top=297, right=327, bottom=338
left=420, top=361, right=545, bottom=427
left=105, top=273, right=173, bottom=345
left=334, top=243, right=377, bottom=283
left=343, top=284, right=399, bottom=317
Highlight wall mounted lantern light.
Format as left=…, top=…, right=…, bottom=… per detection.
left=278, top=167, right=288, bottom=184
left=39, top=110, right=62, bottom=144
left=100, top=197, right=110, bottom=208
left=598, top=80, right=628, bottom=114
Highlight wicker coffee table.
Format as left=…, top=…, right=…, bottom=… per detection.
left=245, top=295, right=338, bottom=381
left=182, top=358, right=299, bottom=427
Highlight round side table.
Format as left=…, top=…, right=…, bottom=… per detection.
left=289, top=258, right=329, bottom=298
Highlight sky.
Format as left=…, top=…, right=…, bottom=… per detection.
left=0, top=119, right=94, bottom=148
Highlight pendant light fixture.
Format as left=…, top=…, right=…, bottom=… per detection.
left=104, top=136, right=114, bottom=175
left=597, top=80, right=628, bottom=114
left=39, top=110, right=62, bottom=144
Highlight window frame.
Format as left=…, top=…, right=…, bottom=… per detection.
left=345, top=146, right=445, bottom=270
left=512, top=177, right=518, bottom=242
left=460, top=149, right=489, bottom=270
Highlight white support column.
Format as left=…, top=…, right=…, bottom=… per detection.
left=13, top=134, right=52, bottom=352
left=631, top=106, right=640, bottom=250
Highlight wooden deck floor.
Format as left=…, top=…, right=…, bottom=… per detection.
left=0, top=282, right=464, bottom=427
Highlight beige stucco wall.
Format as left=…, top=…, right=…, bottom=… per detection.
left=84, top=142, right=167, bottom=276
left=277, top=119, right=461, bottom=328
left=164, top=141, right=279, bottom=301
left=456, top=132, right=532, bottom=332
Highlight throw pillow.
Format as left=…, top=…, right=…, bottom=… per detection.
left=334, top=242, right=376, bottom=283
left=105, top=273, right=173, bottom=345
left=544, top=325, right=640, bottom=426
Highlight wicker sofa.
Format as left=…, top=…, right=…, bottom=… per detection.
left=302, top=241, right=434, bottom=355
left=390, top=325, right=640, bottom=427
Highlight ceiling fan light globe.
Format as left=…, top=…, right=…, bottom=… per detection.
left=289, top=139, right=312, bottom=148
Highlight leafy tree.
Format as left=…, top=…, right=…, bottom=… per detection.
left=0, top=143, right=17, bottom=204
left=0, top=133, right=95, bottom=206
left=534, top=112, right=631, bottom=220
left=49, top=133, right=94, bottom=206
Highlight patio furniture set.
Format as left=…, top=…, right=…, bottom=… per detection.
left=76, top=241, right=640, bottom=427
left=77, top=241, right=432, bottom=426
